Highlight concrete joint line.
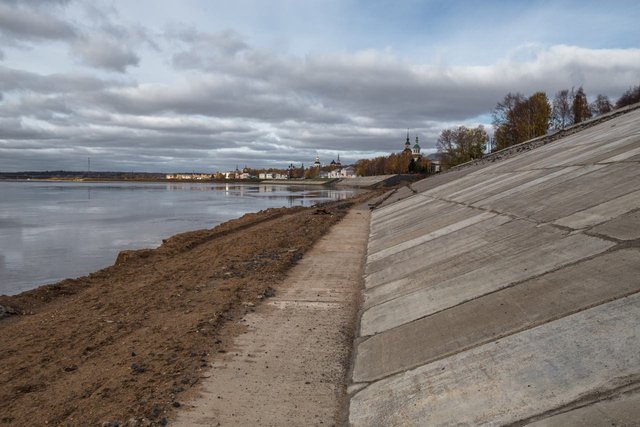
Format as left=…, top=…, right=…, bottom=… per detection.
left=355, top=286, right=640, bottom=384
left=426, top=192, right=547, bottom=227
left=508, top=380, right=640, bottom=427
left=360, top=240, right=618, bottom=339
left=366, top=211, right=497, bottom=263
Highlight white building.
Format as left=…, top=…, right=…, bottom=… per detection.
left=166, top=173, right=211, bottom=180
left=259, top=172, right=288, bottom=180
left=328, top=166, right=356, bottom=178
left=340, top=166, right=356, bottom=178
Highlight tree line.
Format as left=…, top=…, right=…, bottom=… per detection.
left=437, top=83, right=640, bottom=168
left=354, top=152, right=432, bottom=176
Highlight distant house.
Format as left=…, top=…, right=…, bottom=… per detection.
left=430, top=160, right=441, bottom=173
left=426, top=152, right=442, bottom=173
left=166, top=173, right=211, bottom=180
left=340, top=166, right=356, bottom=178
left=318, top=170, right=329, bottom=179
left=328, top=166, right=356, bottom=178
left=259, top=172, right=288, bottom=180
left=224, top=166, right=242, bottom=179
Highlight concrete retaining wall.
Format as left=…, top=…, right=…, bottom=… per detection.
left=348, top=107, right=640, bottom=426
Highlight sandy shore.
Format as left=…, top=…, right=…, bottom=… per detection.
left=0, top=191, right=378, bottom=426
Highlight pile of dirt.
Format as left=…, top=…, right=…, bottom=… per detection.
left=0, top=194, right=376, bottom=426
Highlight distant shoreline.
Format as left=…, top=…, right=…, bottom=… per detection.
left=0, top=177, right=337, bottom=185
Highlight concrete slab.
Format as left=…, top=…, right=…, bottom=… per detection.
left=375, top=185, right=414, bottom=207
left=410, top=167, right=484, bottom=194
left=445, top=170, right=533, bottom=202
left=360, top=232, right=614, bottom=336
left=526, top=390, right=640, bottom=426
left=492, top=163, right=639, bottom=223
left=369, top=192, right=428, bottom=225
left=368, top=199, right=472, bottom=253
left=597, top=141, right=640, bottom=163
left=365, top=217, right=543, bottom=294
left=350, top=294, right=640, bottom=426
left=553, top=189, right=640, bottom=230
left=366, top=211, right=496, bottom=264
left=366, top=189, right=395, bottom=209
left=354, top=249, right=640, bottom=382
left=447, top=170, right=547, bottom=205
left=541, top=133, right=640, bottom=167
left=473, top=164, right=604, bottom=210
left=334, top=174, right=397, bottom=188
left=590, top=209, right=640, bottom=240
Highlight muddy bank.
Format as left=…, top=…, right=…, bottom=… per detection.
left=0, top=192, right=377, bottom=426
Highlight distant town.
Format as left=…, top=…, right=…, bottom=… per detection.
left=166, top=153, right=355, bottom=181
left=1, top=134, right=442, bottom=182
left=166, top=134, right=440, bottom=181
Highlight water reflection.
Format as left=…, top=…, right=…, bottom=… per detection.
left=0, top=181, right=363, bottom=295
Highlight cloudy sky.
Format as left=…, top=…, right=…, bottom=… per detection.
left=1, top=0, right=639, bottom=172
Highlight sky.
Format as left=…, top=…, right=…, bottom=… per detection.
left=1, top=0, right=639, bottom=172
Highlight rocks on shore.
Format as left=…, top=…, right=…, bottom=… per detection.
left=115, top=249, right=154, bottom=266
left=0, top=304, right=17, bottom=319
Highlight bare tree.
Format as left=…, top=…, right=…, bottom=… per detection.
left=590, top=94, right=613, bottom=116
left=615, top=85, right=640, bottom=108
left=552, top=89, right=573, bottom=129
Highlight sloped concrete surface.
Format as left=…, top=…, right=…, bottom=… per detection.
left=526, top=391, right=640, bottom=427
left=349, top=108, right=640, bottom=426
left=334, top=175, right=398, bottom=187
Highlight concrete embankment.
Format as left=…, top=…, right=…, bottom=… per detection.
left=335, top=175, right=415, bottom=188
left=349, top=107, right=640, bottom=425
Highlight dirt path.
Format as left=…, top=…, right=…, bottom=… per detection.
left=174, top=204, right=370, bottom=426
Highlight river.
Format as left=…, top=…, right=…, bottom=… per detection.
left=0, top=180, right=362, bottom=295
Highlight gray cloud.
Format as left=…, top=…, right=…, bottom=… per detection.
left=0, top=118, right=58, bottom=140
left=0, top=1, right=147, bottom=73
left=0, top=2, right=76, bottom=42
left=170, top=27, right=249, bottom=69
left=71, top=36, right=140, bottom=72
left=2, top=18, right=640, bottom=172
left=0, top=65, right=127, bottom=93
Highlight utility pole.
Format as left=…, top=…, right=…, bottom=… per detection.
left=87, top=157, right=91, bottom=174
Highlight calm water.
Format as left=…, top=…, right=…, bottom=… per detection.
left=0, top=181, right=361, bottom=295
